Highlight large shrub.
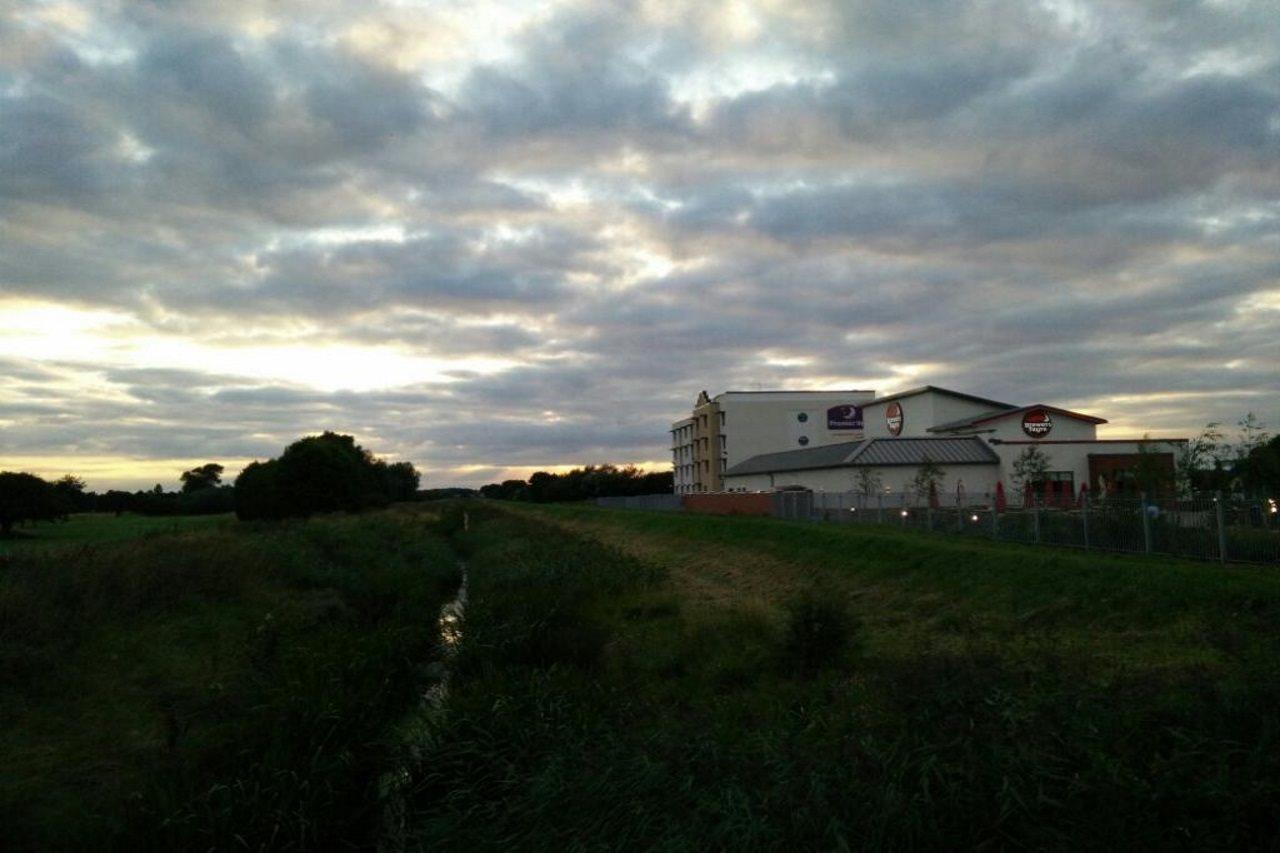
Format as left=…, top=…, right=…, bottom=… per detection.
left=234, top=432, right=419, bottom=520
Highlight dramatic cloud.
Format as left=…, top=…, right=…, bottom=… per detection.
left=1, top=0, right=1277, bottom=489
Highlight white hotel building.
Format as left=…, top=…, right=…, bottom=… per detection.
left=673, top=386, right=1185, bottom=500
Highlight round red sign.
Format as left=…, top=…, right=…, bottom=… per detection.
left=1021, top=409, right=1053, bottom=438
left=886, top=402, right=903, bottom=436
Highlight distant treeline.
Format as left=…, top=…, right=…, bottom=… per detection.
left=0, top=470, right=235, bottom=535
left=0, top=433, right=422, bottom=535
left=479, top=464, right=673, bottom=503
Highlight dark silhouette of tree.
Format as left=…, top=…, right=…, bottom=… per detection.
left=0, top=472, right=61, bottom=536
left=480, top=464, right=673, bottom=503
left=376, top=460, right=421, bottom=503
left=1240, top=435, right=1280, bottom=496
left=52, top=475, right=89, bottom=514
left=234, top=432, right=420, bottom=520
left=180, top=463, right=225, bottom=493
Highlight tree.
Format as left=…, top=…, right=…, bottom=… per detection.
left=1240, top=435, right=1280, bottom=497
left=234, top=460, right=285, bottom=521
left=910, top=457, right=945, bottom=505
left=1011, top=446, right=1051, bottom=501
left=376, top=460, right=421, bottom=503
left=0, top=472, right=61, bottom=537
left=181, top=463, right=225, bottom=493
left=1237, top=412, right=1271, bottom=460
left=233, top=432, right=418, bottom=520
left=854, top=468, right=882, bottom=498
left=1177, top=422, right=1225, bottom=495
left=479, top=464, right=675, bottom=503
left=52, top=474, right=89, bottom=515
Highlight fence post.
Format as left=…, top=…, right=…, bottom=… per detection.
left=1082, top=492, right=1090, bottom=551
left=925, top=505, right=933, bottom=533
left=1141, top=491, right=1152, bottom=555
left=877, top=492, right=884, bottom=525
left=992, top=500, right=999, bottom=540
left=1033, top=500, right=1041, bottom=544
left=1215, top=491, right=1227, bottom=564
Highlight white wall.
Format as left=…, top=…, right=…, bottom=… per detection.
left=861, top=391, right=1003, bottom=439
left=991, top=439, right=1181, bottom=494
left=725, top=463, right=1001, bottom=499
left=719, top=390, right=875, bottom=467
left=982, top=412, right=1098, bottom=442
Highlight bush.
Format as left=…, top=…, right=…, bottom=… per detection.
left=781, top=588, right=858, bottom=675
left=234, top=432, right=419, bottom=521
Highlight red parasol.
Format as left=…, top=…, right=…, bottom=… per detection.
left=995, top=481, right=1007, bottom=512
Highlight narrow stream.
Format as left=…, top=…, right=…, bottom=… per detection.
left=377, top=554, right=468, bottom=852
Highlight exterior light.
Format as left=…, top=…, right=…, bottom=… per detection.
left=900, top=510, right=909, bottom=517
left=971, top=514, right=980, bottom=522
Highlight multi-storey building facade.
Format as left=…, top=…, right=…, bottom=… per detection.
left=671, top=388, right=876, bottom=493
left=721, top=386, right=1186, bottom=500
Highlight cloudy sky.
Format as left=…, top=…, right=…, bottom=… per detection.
left=1, top=0, right=1278, bottom=490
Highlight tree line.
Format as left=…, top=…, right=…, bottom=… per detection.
left=0, top=432, right=421, bottom=536
left=478, top=464, right=673, bottom=502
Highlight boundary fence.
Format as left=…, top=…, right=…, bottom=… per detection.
left=598, top=492, right=1280, bottom=565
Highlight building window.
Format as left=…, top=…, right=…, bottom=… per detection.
left=1030, top=471, right=1075, bottom=503
left=797, top=412, right=808, bottom=423
left=798, top=436, right=810, bottom=446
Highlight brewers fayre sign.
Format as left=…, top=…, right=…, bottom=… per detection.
left=886, top=402, right=904, bottom=436
left=1021, top=409, right=1053, bottom=438
left=827, top=404, right=863, bottom=430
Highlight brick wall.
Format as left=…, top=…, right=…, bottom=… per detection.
left=682, top=492, right=775, bottom=516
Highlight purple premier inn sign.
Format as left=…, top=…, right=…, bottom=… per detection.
left=827, top=404, right=864, bottom=430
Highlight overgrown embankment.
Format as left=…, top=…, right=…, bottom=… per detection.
left=0, top=510, right=459, bottom=850
left=406, top=503, right=1280, bottom=849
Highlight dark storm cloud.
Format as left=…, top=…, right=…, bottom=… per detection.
left=1, top=0, right=1278, bottom=487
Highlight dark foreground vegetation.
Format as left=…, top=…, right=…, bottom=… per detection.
left=0, top=510, right=459, bottom=850
left=6, top=502, right=1280, bottom=849
left=405, top=504, right=1280, bottom=849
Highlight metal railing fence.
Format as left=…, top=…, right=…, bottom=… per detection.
left=599, top=491, right=1280, bottom=565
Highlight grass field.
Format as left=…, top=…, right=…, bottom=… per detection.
left=0, top=512, right=231, bottom=556
left=405, top=503, right=1280, bottom=849
left=0, top=508, right=460, bottom=850
left=6, top=502, right=1280, bottom=848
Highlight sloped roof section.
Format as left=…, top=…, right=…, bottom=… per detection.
left=726, top=437, right=998, bottom=477
left=864, top=385, right=1017, bottom=410
left=724, top=440, right=865, bottom=476
left=848, top=437, right=1000, bottom=466
left=927, top=404, right=1107, bottom=432
left=928, top=409, right=1018, bottom=433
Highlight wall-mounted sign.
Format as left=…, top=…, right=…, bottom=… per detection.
left=886, top=402, right=903, bottom=436
left=827, top=404, right=863, bottom=430
left=1022, top=409, right=1053, bottom=438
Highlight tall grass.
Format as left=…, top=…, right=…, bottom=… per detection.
left=405, top=504, right=1280, bottom=849
left=0, top=511, right=459, bottom=850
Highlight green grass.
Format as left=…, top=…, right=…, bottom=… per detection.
left=0, top=509, right=459, bottom=850
left=0, top=512, right=231, bottom=556
left=405, top=503, right=1280, bottom=849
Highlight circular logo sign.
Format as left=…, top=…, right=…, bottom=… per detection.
left=1021, top=409, right=1053, bottom=438
left=886, top=402, right=903, bottom=436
